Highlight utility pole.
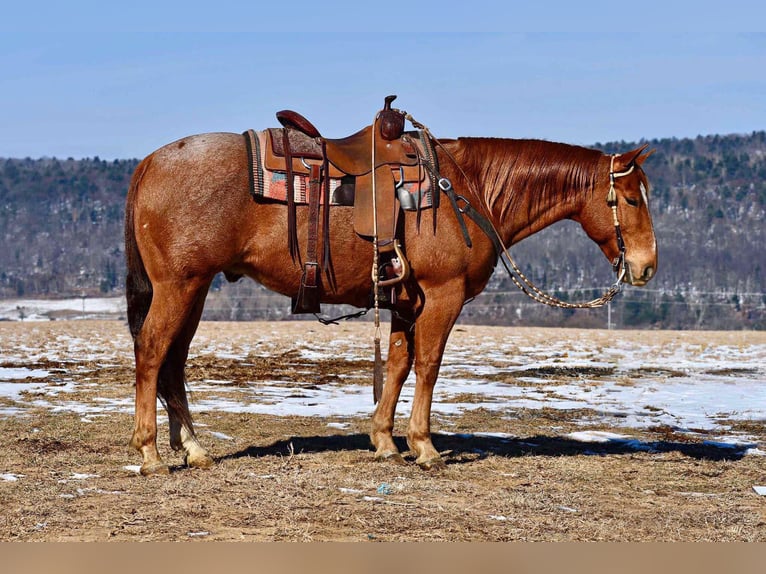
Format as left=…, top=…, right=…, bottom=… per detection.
left=607, top=301, right=612, bottom=330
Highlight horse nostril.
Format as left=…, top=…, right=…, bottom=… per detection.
left=642, top=266, right=655, bottom=281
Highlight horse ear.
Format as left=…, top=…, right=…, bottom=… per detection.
left=635, top=147, right=656, bottom=166
left=614, top=143, right=652, bottom=170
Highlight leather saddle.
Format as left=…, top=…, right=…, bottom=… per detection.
left=267, top=95, right=426, bottom=239
left=255, top=95, right=436, bottom=314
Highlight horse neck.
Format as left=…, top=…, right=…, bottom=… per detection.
left=450, top=138, right=603, bottom=246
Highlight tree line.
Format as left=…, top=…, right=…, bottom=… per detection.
left=1, top=131, right=764, bottom=329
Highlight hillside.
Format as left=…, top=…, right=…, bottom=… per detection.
left=1, top=131, right=764, bottom=329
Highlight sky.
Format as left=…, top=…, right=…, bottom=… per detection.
left=1, top=5, right=765, bottom=159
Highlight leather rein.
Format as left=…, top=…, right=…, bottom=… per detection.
left=407, top=113, right=631, bottom=309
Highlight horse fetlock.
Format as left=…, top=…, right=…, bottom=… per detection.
left=369, top=426, right=394, bottom=449
left=407, top=433, right=442, bottom=469
left=177, top=426, right=212, bottom=468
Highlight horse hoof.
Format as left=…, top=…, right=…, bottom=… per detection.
left=140, top=461, right=170, bottom=476
left=374, top=451, right=407, bottom=466
left=185, top=453, right=215, bottom=470
left=417, top=457, right=446, bottom=471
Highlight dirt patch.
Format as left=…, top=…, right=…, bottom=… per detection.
left=0, top=320, right=764, bottom=541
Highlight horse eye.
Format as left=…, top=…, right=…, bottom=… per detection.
left=625, top=197, right=640, bottom=207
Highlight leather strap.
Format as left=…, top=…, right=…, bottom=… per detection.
left=305, top=164, right=322, bottom=283
left=283, top=128, right=299, bottom=260
left=321, top=142, right=332, bottom=278
left=440, top=179, right=503, bottom=255
left=290, top=163, right=323, bottom=314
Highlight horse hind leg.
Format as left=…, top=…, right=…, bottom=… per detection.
left=162, top=291, right=214, bottom=470
left=163, top=361, right=215, bottom=470
left=130, top=279, right=209, bottom=476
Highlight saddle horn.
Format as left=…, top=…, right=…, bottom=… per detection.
left=378, top=95, right=405, bottom=141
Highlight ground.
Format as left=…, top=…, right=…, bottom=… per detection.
left=0, top=320, right=764, bottom=541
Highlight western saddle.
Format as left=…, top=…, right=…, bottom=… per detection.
left=250, top=95, right=439, bottom=314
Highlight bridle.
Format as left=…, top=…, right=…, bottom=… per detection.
left=440, top=167, right=630, bottom=309
left=606, top=155, right=635, bottom=283
left=406, top=112, right=638, bottom=309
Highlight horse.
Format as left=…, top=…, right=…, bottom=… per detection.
left=125, top=129, right=657, bottom=475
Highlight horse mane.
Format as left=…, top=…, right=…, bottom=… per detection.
left=451, top=138, right=605, bottom=219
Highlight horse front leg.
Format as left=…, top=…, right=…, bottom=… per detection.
left=370, top=313, right=415, bottom=464
left=408, top=287, right=464, bottom=470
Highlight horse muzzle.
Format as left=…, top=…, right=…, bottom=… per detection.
left=624, top=262, right=655, bottom=287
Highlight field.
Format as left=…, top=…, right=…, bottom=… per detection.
left=1, top=319, right=765, bottom=541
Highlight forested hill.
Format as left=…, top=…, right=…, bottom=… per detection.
left=1, top=131, right=764, bottom=329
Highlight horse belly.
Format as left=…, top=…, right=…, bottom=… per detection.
left=241, top=204, right=376, bottom=308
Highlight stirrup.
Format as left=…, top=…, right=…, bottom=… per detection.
left=375, top=240, right=410, bottom=288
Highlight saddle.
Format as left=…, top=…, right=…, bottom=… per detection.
left=271, top=95, right=430, bottom=238
left=248, top=95, right=439, bottom=314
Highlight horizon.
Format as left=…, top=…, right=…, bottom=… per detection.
left=2, top=128, right=764, bottom=163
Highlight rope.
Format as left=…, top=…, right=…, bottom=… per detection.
left=405, top=112, right=629, bottom=310
left=371, top=114, right=384, bottom=403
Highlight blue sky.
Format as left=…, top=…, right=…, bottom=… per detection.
left=1, top=6, right=765, bottom=159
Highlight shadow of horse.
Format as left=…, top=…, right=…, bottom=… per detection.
left=218, top=432, right=755, bottom=464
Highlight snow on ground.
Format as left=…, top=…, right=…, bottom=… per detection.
left=0, top=321, right=764, bottom=453
left=0, top=297, right=125, bottom=322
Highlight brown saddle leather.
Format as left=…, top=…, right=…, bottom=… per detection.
left=269, top=95, right=426, bottom=238
left=249, top=96, right=437, bottom=316
left=276, top=109, right=322, bottom=139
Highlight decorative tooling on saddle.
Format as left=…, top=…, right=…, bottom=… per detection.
left=241, top=96, right=440, bottom=317
left=243, top=129, right=436, bottom=209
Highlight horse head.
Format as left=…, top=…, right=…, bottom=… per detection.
left=575, top=144, right=658, bottom=287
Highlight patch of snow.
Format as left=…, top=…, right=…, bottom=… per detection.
left=1, top=324, right=764, bottom=457
left=566, top=431, right=633, bottom=443
left=70, top=473, right=100, bottom=480
left=1, top=473, right=24, bottom=482
left=0, top=381, right=49, bottom=402
left=0, top=297, right=125, bottom=321
left=327, top=422, right=350, bottom=429
left=0, top=367, right=50, bottom=380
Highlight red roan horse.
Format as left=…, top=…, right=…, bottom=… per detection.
left=125, top=124, right=657, bottom=475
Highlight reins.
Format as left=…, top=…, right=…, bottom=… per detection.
left=406, top=113, right=631, bottom=310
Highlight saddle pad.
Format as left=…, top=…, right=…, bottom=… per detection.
left=243, top=129, right=434, bottom=208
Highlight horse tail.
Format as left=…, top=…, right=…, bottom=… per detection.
left=125, top=155, right=154, bottom=340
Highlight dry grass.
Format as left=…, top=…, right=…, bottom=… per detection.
left=0, top=320, right=764, bottom=541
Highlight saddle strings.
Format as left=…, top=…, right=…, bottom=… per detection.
left=370, top=114, right=384, bottom=403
